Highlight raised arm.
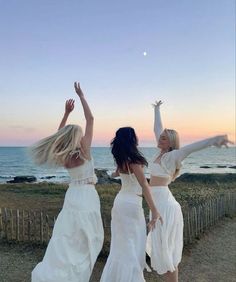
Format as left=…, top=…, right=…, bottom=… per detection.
left=130, top=163, right=163, bottom=230
left=153, top=101, right=163, bottom=144
left=74, top=82, right=94, bottom=151
left=58, top=99, right=75, bottom=130
left=174, top=135, right=232, bottom=165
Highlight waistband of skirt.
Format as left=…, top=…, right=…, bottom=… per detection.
left=150, top=185, right=169, bottom=190
left=69, top=183, right=95, bottom=189
left=116, top=192, right=143, bottom=206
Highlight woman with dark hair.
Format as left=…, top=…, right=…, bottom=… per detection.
left=100, top=127, right=162, bottom=282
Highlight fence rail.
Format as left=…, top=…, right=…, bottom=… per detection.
left=0, top=192, right=235, bottom=246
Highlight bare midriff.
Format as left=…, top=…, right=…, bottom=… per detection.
left=149, top=175, right=169, bottom=187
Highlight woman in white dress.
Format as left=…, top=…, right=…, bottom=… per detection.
left=31, top=82, right=104, bottom=282
left=147, top=100, right=232, bottom=282
left=100, top=127, right=163, bottom=282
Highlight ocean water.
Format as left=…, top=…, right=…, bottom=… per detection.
left=0, top=147, right=235, bottom=183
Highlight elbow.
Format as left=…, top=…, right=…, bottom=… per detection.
left=88, top=116, right=94, bottom=122
left=140, top=180, right=149, bottom=191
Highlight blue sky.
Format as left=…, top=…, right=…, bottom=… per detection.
left=0, top=0, right=235, bottom=146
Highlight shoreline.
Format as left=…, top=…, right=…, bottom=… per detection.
left=1, top=170, right=236, bottom=184
left=1, top=173, right=236, bottom=213
left=1, top=146, right=235, bottom=184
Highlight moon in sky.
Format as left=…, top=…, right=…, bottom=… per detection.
left=143, top=51, right=147, bottom=56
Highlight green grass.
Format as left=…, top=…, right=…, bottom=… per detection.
left=1, top=174, right=235, bottom=214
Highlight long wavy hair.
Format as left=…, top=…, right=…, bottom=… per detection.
left=111, top=127, right=148, bottom=171
left=29, top=124, right=84, bottom=167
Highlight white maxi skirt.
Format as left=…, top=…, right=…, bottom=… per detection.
left=146, top=186, right=183, bottom=275
left=32, top=184, right=104, bottom=282
left=100, top=192, right=146, bottom=282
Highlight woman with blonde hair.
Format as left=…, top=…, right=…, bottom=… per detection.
left=31, top=82, right=104, bottom=282
left=147, top=100, right=232, bottom=282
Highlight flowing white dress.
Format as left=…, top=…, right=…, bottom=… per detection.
left=146, top=184, right=184, bottom=274
left=31, top=159, right=104, bottom=282
left=147, top=104, right=228, bottom=274
left=100, top=173, right=147, bottom=282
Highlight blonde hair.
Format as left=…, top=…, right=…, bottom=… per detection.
left=30, top=124, right=84, bottom=167
left=164, top=128, right=180, bottom=180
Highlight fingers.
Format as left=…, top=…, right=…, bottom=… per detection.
left=74, top=82, right=80, bottom=89
left=227, top=140, right=234, bottom=145
left=65, top=99, right=75, bottom=112
left=159, top=216, right=163, bottom=225
left=69, top=99, right=75, bottom=105
left=152, top=100, right=163, bottom=107
left=147, top=215, right=164, bottom=232
left=66, top=99, right=75, bottom=105
left=147, top=221, right=155, bottom=232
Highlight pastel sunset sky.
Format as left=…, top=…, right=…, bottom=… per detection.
left=0, top=0, right=235, bottom=147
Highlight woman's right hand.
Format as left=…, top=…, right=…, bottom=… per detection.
left=147, top=209, right=163, bottom=232
left=65, top=99, right=75, bottom=114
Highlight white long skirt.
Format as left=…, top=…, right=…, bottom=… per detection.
left=32, top=184, right=104, bottom=282
left=100, top=192, right=146, bottom=282
left=146, top=186, right=183, bottom=275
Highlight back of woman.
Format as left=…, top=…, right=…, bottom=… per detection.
left=100, top=127, right=161, bottom=282
left=30, top=82, right=104, bottom=282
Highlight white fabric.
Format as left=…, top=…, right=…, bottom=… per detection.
left=146, top=186, right=183, bottom=275
left=100, top=173, right=146, bottom=282
left=119, top=173, right=143, bottom=195
left=32, top=165, right=104, bottom=282
left=147, top=105, right=227, bottom=275
left=149, top=162, right=171, bottom=183
left=67, top=159, right=98, bottom=184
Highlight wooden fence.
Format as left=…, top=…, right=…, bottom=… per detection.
left=0, top=192, right=235, bottom=246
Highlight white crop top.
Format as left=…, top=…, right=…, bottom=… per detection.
left=67, top=159, right=97, bottom=185
left=149, top=162, right=172, bottom=183
left=119, top=173, right=143, bottom=195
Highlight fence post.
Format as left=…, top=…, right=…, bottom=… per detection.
left=40, top=211, right=44, bottom=243
left=16, top=209, right=20, bottom=241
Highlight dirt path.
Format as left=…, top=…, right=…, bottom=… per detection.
left=0, top=217, right=235, bottom=282
left=179, top=217, right=236, bottom=282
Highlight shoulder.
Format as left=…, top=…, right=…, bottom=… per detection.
left=129, top=162, right=143, bottom=171
left=162, top=150, right=180, bottom=166
left=80, top=142, right=91, bottom=159
left=163, top=149, right=177, bottom=159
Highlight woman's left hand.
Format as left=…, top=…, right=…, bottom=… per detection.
left=74, top=82, right=84, bottom=98
left=147, top=210, right=163, bottom=232
left=218, top=135, right=234, bottom=148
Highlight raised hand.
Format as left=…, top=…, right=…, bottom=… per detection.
left=152, top=100, right=163, bottom=107
left=218, top=135, right=234, bottom=148
left=74, top=82, right=84, bottom=98
left=65, top=99, right=75, bottom=114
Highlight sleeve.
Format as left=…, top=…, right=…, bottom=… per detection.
left=154, top=105, right=163, bottom=143
left=174, top=135, right=228, bottom=165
